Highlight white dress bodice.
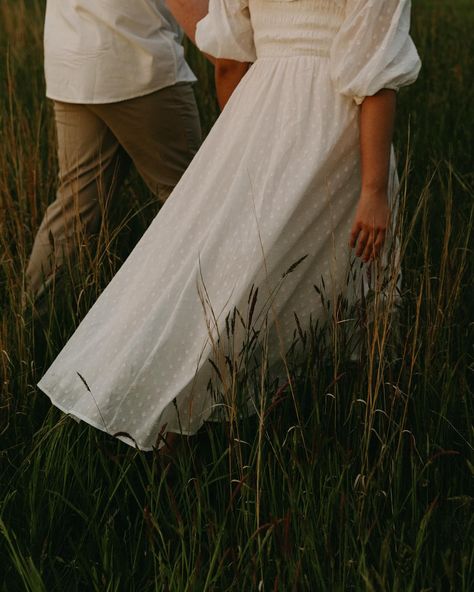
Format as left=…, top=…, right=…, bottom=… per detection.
left=196, top=0, right=421, bottom=105
left=250, top=0, right=345, bottom=58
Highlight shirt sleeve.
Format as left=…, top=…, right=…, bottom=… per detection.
left=330, top=0, right=421, bottom=105
left=195, top=0, right=256, bottom=62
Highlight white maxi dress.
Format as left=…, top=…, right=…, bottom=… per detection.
left=38, top=0, right=421, bottom=450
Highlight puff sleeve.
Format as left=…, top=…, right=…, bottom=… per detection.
left=195, top=0, right=257, bottom=62
left=330, top=0, right=421, bottom=104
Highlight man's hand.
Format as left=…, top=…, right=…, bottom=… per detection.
left=165, top=0, right=208, bottom=46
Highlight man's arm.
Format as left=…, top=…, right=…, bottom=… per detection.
left=165, top=0, right=207, bottom=45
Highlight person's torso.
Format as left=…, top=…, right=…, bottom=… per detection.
left=44, top=0, right=196, bottom=103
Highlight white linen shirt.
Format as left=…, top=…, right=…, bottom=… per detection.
left=44, top=0, right=197, bottom=104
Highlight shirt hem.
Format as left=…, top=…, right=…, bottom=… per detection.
left=45, top=76, right=197, bottom=105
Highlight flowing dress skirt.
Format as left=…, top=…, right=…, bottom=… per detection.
left=38, top=55, right=399, bottom=450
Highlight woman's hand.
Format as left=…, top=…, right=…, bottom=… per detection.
left=349, top=190, right=390, bottom=263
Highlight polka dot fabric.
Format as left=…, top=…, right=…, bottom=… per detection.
left=38, top=0, right=421, bottom=450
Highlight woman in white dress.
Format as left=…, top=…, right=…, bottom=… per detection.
left=37, top=0, right=421, bottom=451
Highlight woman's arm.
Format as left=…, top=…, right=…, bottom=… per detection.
left=166, top=0, right=249, bottom=106
left=349, top=89, right=396, bottom=263
left=215, top=60, right=249, bottom=109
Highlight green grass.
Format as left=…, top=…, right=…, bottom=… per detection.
left=1, top=0, right=473, bottom=590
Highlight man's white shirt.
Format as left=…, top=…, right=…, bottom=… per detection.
left=44, top=0, right=197, bottom=103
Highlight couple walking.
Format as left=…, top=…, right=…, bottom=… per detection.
left=30, top=0, right=421, bottom=451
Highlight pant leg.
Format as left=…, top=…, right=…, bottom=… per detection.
left=91, top=83, right=202, bottom=201
left=26, top=101, right=129, bottom=301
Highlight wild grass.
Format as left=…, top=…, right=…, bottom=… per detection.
left=1, top=0, right=473, bottom=590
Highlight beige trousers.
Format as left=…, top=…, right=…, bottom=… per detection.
left=26, top=83, right=201, bottom=301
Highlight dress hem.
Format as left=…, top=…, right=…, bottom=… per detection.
left=38, top=383, right=201, bottom=452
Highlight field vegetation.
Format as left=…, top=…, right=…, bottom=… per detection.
left=1, top=0, right=473, bottom=590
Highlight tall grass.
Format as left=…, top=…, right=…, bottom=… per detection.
left=1, top=0, right=473, bottom=590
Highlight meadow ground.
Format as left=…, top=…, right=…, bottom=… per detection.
left=0, top=1, right=473, bottom=590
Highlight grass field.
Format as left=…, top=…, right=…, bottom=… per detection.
left=1, top=0, right=473, bottom=590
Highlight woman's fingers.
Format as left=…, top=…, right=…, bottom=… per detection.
left=361, top=228, right=386, bottom=262
left=349, top=222, right=362, bottom=248
left=351, top=225, right=387, bottom=262
left=373, top=228, right=386, bottom=255
left=355, top=228, right=370, bottom=258
left=361, top=233, right=376, bottom=262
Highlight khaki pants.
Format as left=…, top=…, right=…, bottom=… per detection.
left=26, top=82, right=201, bottom=301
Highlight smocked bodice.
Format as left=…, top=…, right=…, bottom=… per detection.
left=249, top=0, right=345, bottom=58
left=195, top=0, right=421, bottom=105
